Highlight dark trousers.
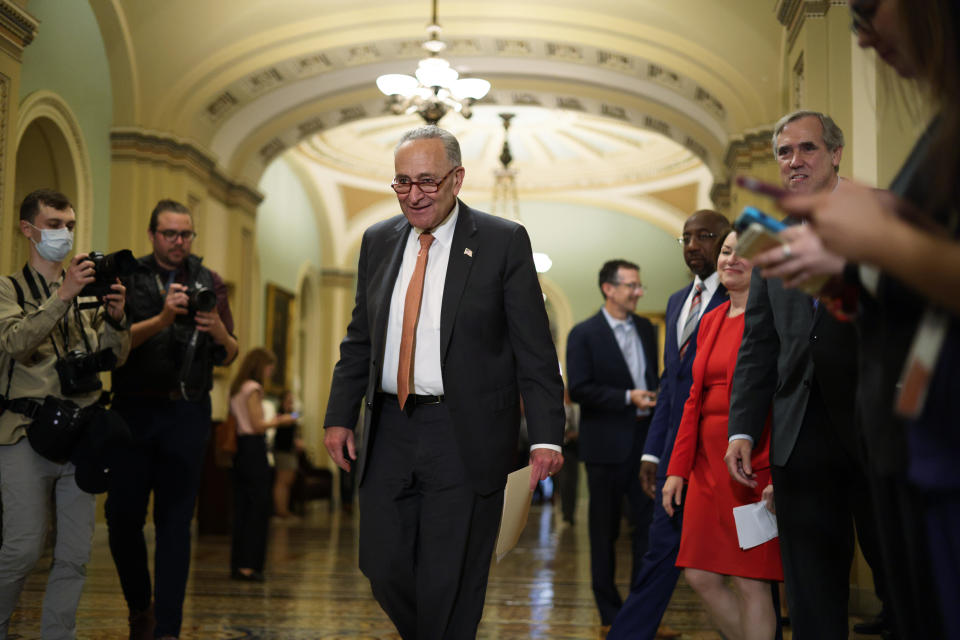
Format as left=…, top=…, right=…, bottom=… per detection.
left=607, top=477, right=682, bottom=640
left=558, top=441, right=579, bottom=523
left=584, top=428, right=654, bottom=625
left=772, top=391, right=888, bottom=640
left=866, top=474, right=945, bottom=639
left=231, top=435, right=271, bottom=572
left=358, top=399, right=503, bottom=640
left=105, top=396, right=211, bottom=638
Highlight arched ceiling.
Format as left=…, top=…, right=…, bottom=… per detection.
left=94, top=0, right=785, bottom=186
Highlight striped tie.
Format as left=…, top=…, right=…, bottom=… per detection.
left=678, top=283, right=704, bottom=358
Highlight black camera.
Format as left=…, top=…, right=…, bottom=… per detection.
left=79, top=250, right=138, bottom=298
left=187, top=286, right=218, bottom=314
left=55, top=348, right=118, bottom=396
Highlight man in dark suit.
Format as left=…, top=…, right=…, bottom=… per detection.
left=323, top=125, right=565, bottom=639
left=724, top=110, right=891, bottom=639
left=567, top=259, right=659, bottom=631
left=607, top=210, right=730, bottom=640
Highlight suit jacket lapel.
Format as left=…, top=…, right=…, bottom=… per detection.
left=372, top=217, right=410, bottom=359
left=440, top=202, right=479, bottom=361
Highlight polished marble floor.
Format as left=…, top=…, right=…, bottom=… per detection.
left=7, top=498, right=879, bottom=639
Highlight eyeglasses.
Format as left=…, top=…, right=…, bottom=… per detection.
left=614, top=282, right=645, bottom=291
left=391, top=167, right=459, bottom=194
left=156, top=229, right=197, bottom=242
left=676, top=231, right=717, bottom=247
left=849, top=2, right=876, bottom=34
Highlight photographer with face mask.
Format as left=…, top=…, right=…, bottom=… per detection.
left=0, top=188, right=130, bottom=639
left=104, top=199, right=237, bottom=640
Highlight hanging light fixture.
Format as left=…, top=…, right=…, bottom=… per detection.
left=490, top=112, right=552, bottom=273
left=376, top=0, right=491, bottom=124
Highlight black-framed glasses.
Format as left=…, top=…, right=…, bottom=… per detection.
left=156, top=229, right=197, bottom=242
left=849, top=2, right=876, bottom=34
left=676, top=231, right=717, bottom=247
left=391, top=167, right=459, bottom=194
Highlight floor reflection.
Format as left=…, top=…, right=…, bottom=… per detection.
left=5, top=496, right=876, bottom=639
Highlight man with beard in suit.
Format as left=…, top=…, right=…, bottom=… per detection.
left=323, top=125, right=565, bottom=639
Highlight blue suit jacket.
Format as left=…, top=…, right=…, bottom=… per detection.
left=567, top=310, right=659, bottom=465
left=642, top=281, right=727, bottom=478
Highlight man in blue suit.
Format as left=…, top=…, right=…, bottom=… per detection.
left=567, top=259, right=659, bottom=635
left=608, top=210, right=730, bottom=640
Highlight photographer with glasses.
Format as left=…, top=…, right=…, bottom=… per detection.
left=0, top=189, right=130, bottom=640
left=104, top=199, right=237, bottom=640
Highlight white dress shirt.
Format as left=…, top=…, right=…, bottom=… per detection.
left=379, top=202, right=558, bottom=453
left=380, top=204, right=459, bottom=395
left=676, top=271, right=720, bottom=348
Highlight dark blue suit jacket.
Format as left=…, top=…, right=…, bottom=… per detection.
left=567, top=310, right=659, bottom=465
left=642, top=281, right=727, bottom=478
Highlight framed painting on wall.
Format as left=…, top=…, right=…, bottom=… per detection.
left=264, top=283, right=295, bottom=395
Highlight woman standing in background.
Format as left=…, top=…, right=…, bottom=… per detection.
left=228, top=348, right=296, bottom=581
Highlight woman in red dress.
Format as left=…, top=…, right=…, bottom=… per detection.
left=662, top=230, right=782, bottom=640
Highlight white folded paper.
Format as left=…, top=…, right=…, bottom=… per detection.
left=733, top=500, right=778, bottom=550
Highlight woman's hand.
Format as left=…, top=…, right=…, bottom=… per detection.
left=662, top=475, right=685, bottom=517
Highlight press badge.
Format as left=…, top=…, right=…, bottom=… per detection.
left=895, top=307, right=949, bottom=419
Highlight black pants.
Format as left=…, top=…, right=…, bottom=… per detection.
left=231, top=435, right=271, bottom=572
left=358, top=398, right=503, bottom=640
left=584, top=424, right=653, bottom=626
left=772, top=389, right=888, bottom=640
left=105, top=395, right=211, bottom=639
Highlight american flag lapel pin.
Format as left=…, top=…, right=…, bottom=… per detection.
left=463, top=248, right=473, bottom=257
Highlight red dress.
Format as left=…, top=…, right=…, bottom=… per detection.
left=667, top=303, right=782, bottom=580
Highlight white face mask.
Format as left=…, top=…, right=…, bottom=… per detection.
left=29, top=224, right=74, bottom=262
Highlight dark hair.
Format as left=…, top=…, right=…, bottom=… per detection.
left=598, top=259, right=640, bottom=299
left=715, top=228, right=737, bottom=263
left=19, top=188, right=73, bottom=223
left=229, top=347, right=277, bottom=397
left=149, top=199, right=192, bottom=233
left=896, top=0, right=960, bottom=209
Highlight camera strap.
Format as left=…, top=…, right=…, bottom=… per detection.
left=21, top=263, right=94, bottom=358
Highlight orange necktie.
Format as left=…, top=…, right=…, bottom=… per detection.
left=397, top=232, right=434, bottom=409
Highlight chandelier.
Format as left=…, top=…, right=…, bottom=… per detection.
left=376, top=0, right=491, bottom=124
left=490, top=113, right=552, bottom=273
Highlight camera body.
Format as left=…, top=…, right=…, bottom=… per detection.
left=175, top=285, right=217, bottom=326
left=79, top=250, right=138, bottom=298
left=56, top=348, right=118, bottom=396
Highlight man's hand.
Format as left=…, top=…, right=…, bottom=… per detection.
left=58, top=253, right=96, bottom=301
left=159, top=283, right=189, bottom=325
left=195, top=308, right=229, bottom=343
left=752, top=224, right=845, bottom=290
left=639, top=460, right=658, bottom=499
left=324, top=426, right=356, bottom=472
left=103, top=279, right=126, bottom=323
left=629, top=389, right=657, bottom=410
left=762, top=484, right=775, bottom=515
left=723, top=438, right=757, bottom=488
left=661, top=475, right=684, bottom=517
left=529, top=448, right=563, bottom=491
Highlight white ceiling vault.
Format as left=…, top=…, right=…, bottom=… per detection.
left=94, top=0, right=785, bottom=193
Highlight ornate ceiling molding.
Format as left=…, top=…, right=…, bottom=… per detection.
left=0, top=0, right=37, bottom=59
left=111, top=128, right=263, bottom=214
left=775, top=0, right=845, bottom=52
